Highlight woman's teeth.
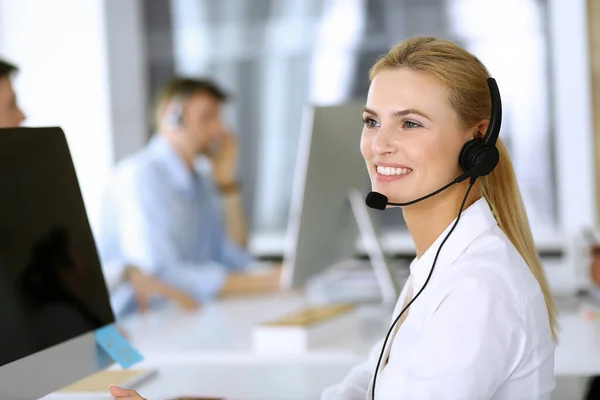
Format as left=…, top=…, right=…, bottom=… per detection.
left=376, top=166, right=412, bottom=176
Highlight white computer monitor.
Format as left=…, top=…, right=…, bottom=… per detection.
left=281, top=101, right=401, bottom=304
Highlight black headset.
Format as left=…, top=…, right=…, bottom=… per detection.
left=165, top=89, right=195, bottom=129
left=368, top=77, right=502, bottom=399
left=366, top=77, right=502, bottom=210
left=457, top=77, right=502, bottom=179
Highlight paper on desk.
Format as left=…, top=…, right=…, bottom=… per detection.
left=94, top=323, right=144, bottom=368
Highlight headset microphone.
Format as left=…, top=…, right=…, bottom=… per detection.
left=365, top=173, right=467, bottom=210
left=368, top=77, right=502, bottom=400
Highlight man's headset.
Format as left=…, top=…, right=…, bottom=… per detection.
left=162, top=88, right=225, bottom=156
left=163, top=90, right=194, bottom=130
left=366, top=77, right=502, bottom=399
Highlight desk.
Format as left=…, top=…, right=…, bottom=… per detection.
left=126, top=362, right=354, bottom=400
left=45, top=292, right=600, bottom=400
left=120, top=291, right=600, bottom=376
left=43, top=362, right=355, bottom=400
left=249, top=229, right=568, bottom=258
left=555, top=312, right=600, bottom=376
left=121, top=291, right=391, bottom=366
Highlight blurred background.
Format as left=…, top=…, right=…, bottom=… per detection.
left=0, top=0, right=599, bottom=398
left=0, top=0, right=595, bottom=247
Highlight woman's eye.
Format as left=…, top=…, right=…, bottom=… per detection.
left=404, top=120, right=421, bottom=129
left=363, top=117, right=380, bottom=128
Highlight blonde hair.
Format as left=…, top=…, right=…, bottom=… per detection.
left=370, top=36, right=558, bottom=341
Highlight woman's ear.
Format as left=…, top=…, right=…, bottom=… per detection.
left=474, top=120, right=489, bottom=139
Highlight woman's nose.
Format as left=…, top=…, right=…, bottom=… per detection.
left=371, top=127, right=397, bottom=155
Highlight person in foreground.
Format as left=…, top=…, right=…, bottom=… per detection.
left=108, top=37, right=557, bottom=400
left=98, top=77, right=281, bottom=318
left=0, top=58, right=26, bottom=128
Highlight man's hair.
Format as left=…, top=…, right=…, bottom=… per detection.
left=153, top=77, right=228, bottom=129
left=0, top=59, right=18, bottom=80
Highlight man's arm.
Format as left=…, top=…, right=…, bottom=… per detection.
left=219, top=184, right=249, bottom=247
left=211, top=207, right=283, bottom=297
left=210, top=130, right=248, bottom=247
left=110, top=164, right=280, bottom=303
left=110, top=165, right=231, bottom=302
left=124, top=266, right=199, bottom=312
left=220, top=268, right=282, bottom=296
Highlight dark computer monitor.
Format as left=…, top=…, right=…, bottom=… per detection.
left=0, top=127, right=115, bottom=400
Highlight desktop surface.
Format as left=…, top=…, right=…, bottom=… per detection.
left=115, top=290, right=600, bottom=376
left=40, top=288, right=600, bottom=399
left=43, top=362, right=355, bottom=400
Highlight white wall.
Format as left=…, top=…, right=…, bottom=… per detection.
left=548, top=0, right=597, bottom=234
left=105, top=0, right=149, bottom=163
left=0, top=0, right=113, bottom=235
left=0, top=0, right=148, bottom=237
left=546, top=0, right=597, bottom=291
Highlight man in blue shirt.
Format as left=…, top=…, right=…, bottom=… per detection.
left=97, top=77, right=281, bottom=318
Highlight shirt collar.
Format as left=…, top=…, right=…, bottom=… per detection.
left=148, top=134, right=213, bottom=192
left=408, top=197, right=498, bottom=291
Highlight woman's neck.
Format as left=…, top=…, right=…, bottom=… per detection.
left=403, top=181, right=482, bottom=258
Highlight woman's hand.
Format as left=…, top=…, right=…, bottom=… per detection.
left=109, top=385, right=146, bottom=399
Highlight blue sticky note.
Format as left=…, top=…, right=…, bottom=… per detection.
left=94, top=323, right=143, bottom=368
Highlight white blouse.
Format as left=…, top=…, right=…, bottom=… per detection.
left=322, top=197, right=556, bottom=399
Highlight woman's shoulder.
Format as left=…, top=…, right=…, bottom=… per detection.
left=445, top=226, right=546, bottom=315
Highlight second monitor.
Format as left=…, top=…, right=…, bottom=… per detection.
left=282, top=100, right=401, bottom=304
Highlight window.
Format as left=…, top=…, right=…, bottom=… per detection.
left=143, top=0, right=595, bottom=254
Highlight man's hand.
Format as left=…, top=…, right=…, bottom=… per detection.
left=261, top=263, right=283, bottom=290
left=220, top=263, right=283, bottom=296
left=109, top=385, right=145, bottom=399
left=125, top=266, right=200, bottom=313
left=209, top=130, right=238, bottom=187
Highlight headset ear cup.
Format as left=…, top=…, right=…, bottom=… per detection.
left=459, top=138, right=483, bottom=172
left=471, top=146, right=499, bottom=177
left=164, top=102, right=184, bottom=130
left=458, top=138, right=500, bottom=178
left=175, top=104, right=184, bottom=126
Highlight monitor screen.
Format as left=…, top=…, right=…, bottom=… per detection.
left=0, top=127, right=114, bottom=368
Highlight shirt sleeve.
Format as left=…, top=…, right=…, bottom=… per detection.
left=201, top=174, right=253, bottom=271
left=320, top=337, right=384, bottom=400
left=214, top=223, right=254, bottom=271
left=105, top=164, right=229, bottom=301
left=393, top=279, right=525, bottom=399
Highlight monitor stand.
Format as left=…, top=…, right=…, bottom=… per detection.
left=347, top=188, right=399, bottom=305
left=305, top=189, right=402, bottom=306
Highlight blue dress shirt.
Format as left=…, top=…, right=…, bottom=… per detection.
left=97, top=135, right=253, bottom=318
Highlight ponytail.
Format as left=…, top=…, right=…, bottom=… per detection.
left=370, top=36, right=558, bottom=341
left=481, top=139, right=558, bottom=342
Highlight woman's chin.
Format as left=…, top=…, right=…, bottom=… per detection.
left=371, top=183, right=406, bottom=198
left=370, top=186, right=416, bottom=206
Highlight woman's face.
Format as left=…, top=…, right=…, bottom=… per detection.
left=360, top=68, right=471, bottom=205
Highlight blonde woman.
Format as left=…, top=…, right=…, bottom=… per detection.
left=108, top=36, right=557, bottom=400
left=322, top=36, right=557, bottom=400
